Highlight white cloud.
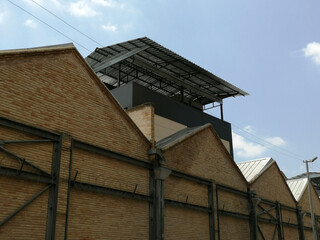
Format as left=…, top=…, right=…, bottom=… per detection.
left=265, top=136, right=285, bottom=146
left=0, top=12, right=5, bottom=24
left=102, top=24, right=117, bottom=32
left=24, top=19, right=37, bottom=28
left=243, top=125, right=255, bottom=134
left=302, top=42, right=320, bottom=66
left=232, top=132, right=266, bottom=158
left=91, top=0, right=113, bottom=7
left=69, top=0, right=99, bottom=17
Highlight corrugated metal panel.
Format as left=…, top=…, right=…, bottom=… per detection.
left=287, top=178, right=307, bottom=202
left=237, top=157, right=274, bottom=183
left=85, top=37, right=248, bottom=106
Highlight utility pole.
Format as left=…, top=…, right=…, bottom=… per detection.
left=304, top=156, right=318, bottom=240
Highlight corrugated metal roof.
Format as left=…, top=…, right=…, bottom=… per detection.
left=287, top=178, right=308, bottom=202
left=156, top=124, right=209, bottom=150
left=85, top=37, right=248, bottom=107
left=237, top=157, right=275, bottom=183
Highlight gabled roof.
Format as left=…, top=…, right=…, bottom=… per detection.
left=287, top=178, right=308, bottom=202
left=237, top=157, right=275, bottom=183
left=156, top=124, right=209, bottom=150
left=85, top=37, right=248, bottom=107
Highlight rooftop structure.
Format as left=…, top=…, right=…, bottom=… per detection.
left=85, top=37, right=248, bottom=156
left=287, top=178, right=308, bottom=202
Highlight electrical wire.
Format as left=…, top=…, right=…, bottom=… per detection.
left=7, top=0, right=92, bottom=53
left=231, top=124, right=306, bottom=160
left=30, top=0, right=104, bottom=47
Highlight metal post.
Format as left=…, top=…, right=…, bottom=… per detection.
left=208, top=182, right=215, bottom=240
left=220, top=102, right=224, bottom=121
left=276, top=201, right=284, bottom=240
left=304, top=157, right=318, bottom=240
left=64, top=139, right=73, bottom=240
left=46, top=135, right=62, bottom=240
left=248, top=190, right=260, bottom=240
left=149, top=169, right=155, bottom=240
left=297, top=206, right=306, bottom=240
left=153, top=166, right=171, bottom=240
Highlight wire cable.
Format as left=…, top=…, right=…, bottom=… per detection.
left=232, top=123, right=307, bottom=160
left=30, top=0, right=104, bottom=47
left=7, top=0, right=92, bottom=53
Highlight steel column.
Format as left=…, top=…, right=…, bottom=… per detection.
left=149, top=169, right=155, bottom=240
left=275, top=201, right=284, bottom=240
left=248, top=191, right=260, bottom=240
left=64, top=139, right=73, bottom=240
left=46, top=135, right=62, bottom=240
left=208, top=182, right=215, bottom=240
left=297, top=207, right=306, bottom=240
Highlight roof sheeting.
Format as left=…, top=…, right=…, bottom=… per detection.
left=156, top=125, right=208, bottom=150
left=85, top=37, right=248, bottom=107
left=237, top=157, right=275, bottom=183
left=286, top=178, right=308, bottom=202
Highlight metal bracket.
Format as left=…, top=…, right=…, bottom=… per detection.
left=148, top=148, right=166, bottom=165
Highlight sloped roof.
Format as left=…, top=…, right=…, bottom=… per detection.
left=287, top=178, right=308, bottom=202
left=85, top=37, right=248, bottom=107
left=237, top=157, right=275, bottom=183
left=156, top=124, right=209, bottom=150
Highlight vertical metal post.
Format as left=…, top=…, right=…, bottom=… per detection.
left=220, top=102, right=224, bottom=121
left=276, top=201, right=284, bottom=240
left=297, top=206, right=306, bottom=240
left=208, top=182, right=215, bottom=240
left=248, top=190, right=260, bottom=240
left=304, top=158, right=318, bottom=240
left=117, top=62, right=121, bottom=87
left=153, top=166, right=171, bottom=240
left=46, top=135, right=62, bottom=240
left=64, top=138, right=73, bottom=240
left=215, top=187, right=220, bottom=240
left=149, top=169, right=155, bottom=240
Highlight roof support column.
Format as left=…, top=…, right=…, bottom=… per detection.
left=208, top=181, right=215, bottom=240
left=276, top=201, right=284, bottom=240
left=153, top=166, right=171, bottom=240
left=296, top=206, right=306, bottom=240
left=248, top=190, right=260, bottom=240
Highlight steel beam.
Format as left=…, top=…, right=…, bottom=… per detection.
left=218, top=209, right=250, bottom=220
left=0, top=116, right=59, bottom=141
left=46, top=136, right=62, bottom=240
left=164, top=199, right=211, bottom=213
left=296, top=207, right=305, bottom=240
left=171, top=170, right=211, bottom=185
left=73, top=140, right=152, bottom=169
left=216, top=184, right=249, bottom=197
left=0, top=146, right=50, bottom=176
left=93, top=46, right=149, bottom=73
left=0, top=166, right=51, bottom=183
left=0, top=184, right=51, bottom=227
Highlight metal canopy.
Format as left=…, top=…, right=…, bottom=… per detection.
left=85, top=37, right=248, bottom=107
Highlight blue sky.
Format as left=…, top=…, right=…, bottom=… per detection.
left=1, top=0, right=319, bottom=177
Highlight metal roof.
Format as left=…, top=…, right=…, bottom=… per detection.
left=286, top=178, right=308, bottom=202
left=156, top=125, right=208, bottom=150
left=237, top=157, right=275, bottom=183
left=85, top=37, right=248, bottom=107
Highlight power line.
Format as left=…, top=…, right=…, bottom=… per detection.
left=232, top=124, right=306, bottom=160
left=30, top=0, right=104, bottom=47
left=7, top=0, right=92, bottom=53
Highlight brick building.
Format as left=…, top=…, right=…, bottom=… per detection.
left=0, top=39, right=317, bottom=239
